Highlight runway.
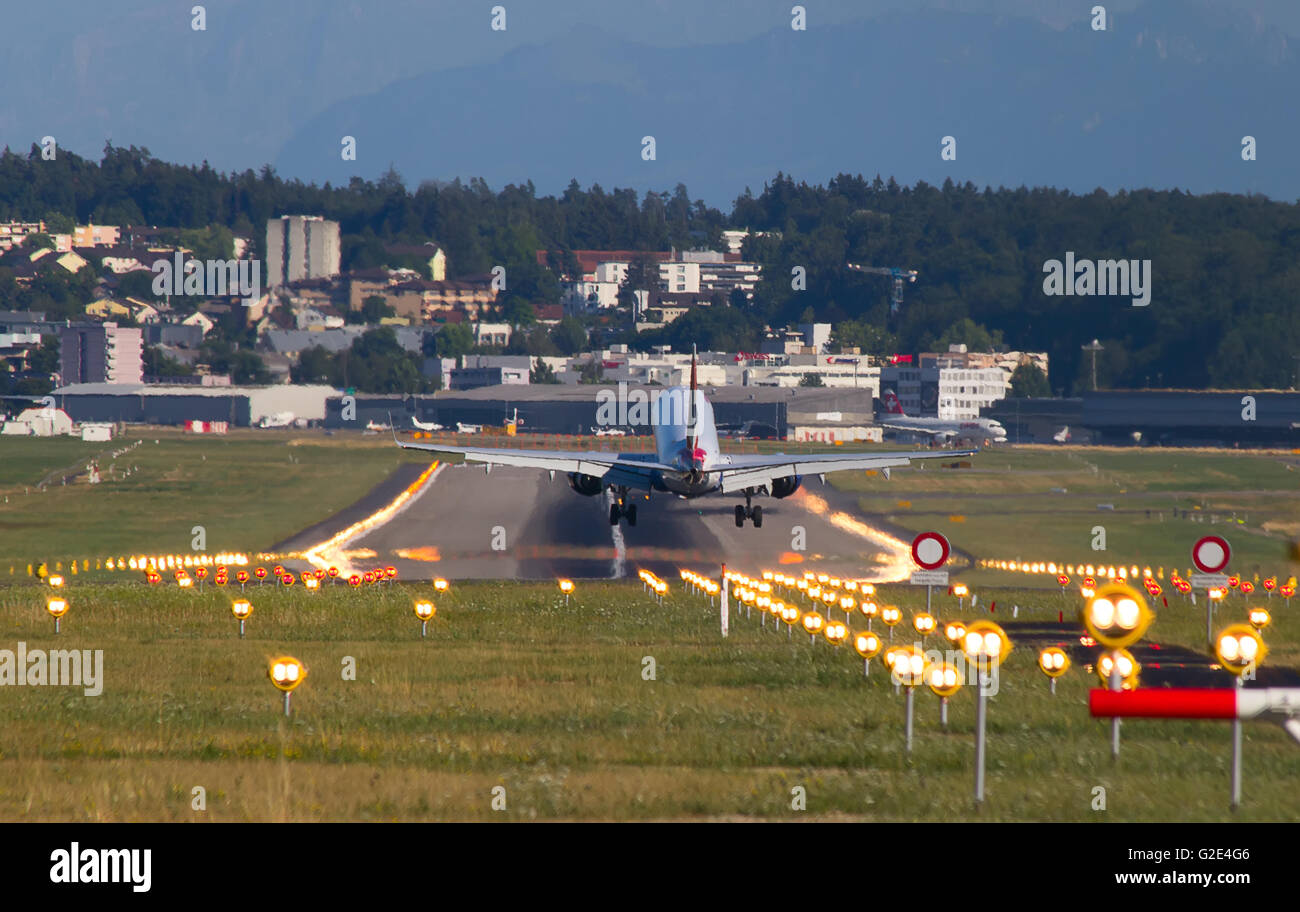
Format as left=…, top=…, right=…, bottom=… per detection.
left=309, top=463, right=918, bottom=581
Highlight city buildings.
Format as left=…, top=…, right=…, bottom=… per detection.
left=58, top=323, right=144, bottom=385
left=266, top=216, right=341, bottom=287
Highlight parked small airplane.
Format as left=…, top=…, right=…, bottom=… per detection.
left=395, top=350, right=975, bottom=527
left=877, top=391, right=1007, bottom=444
left=1053, top=425, right=1071, bottom=443
left=412, top=417, right=445, bottom=432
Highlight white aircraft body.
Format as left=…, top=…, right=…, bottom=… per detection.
left=412, top=417, right=445, bottom=432
left=1053, top=425, right=1071, bottom=443
left=395, top=353, right=975, bottom=527
left=877, top=391, right=1007, bottom=444
left=258, top=411, right=295, bottom=429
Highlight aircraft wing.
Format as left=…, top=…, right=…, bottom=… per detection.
left=714, top=449, right=974, bottom=494
left=394, top=437, right=677, bottom=489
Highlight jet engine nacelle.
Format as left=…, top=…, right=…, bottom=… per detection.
left=770, top=475, right=802, bottom=498
left=567, top=472, right=604, bottom=496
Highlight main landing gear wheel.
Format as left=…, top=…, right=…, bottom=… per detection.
left=609, top=488, right=636, bottom=526
left=735, top=492, right=763, bottom=527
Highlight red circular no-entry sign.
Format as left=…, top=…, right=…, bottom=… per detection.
left=911, top=532, right=950, bottom=570
left=1192, top=535, right=1231, bottom=574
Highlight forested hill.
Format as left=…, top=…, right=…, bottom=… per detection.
left=1, top=146, right=1297, bottom=393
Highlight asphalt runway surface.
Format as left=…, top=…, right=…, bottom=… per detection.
left=311, top=463, right=918, bottom=581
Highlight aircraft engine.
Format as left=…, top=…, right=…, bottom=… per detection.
left=770, top=475, right=802, bottom=498
left=567, top=473, right=604, bottom=496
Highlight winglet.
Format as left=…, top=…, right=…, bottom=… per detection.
left=388, top=411, right=400, bottom=446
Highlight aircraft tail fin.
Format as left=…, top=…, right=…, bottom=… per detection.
left=882, top=390, right=906, bottom=415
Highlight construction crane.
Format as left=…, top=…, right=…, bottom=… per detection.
left=845, top=263, right=919, bottom=315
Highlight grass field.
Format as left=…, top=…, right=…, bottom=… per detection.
left=0, top=430, right=427, bottom=574
left=832, top=446, right=1300, bottom=586
left=0, top=578, right=1294, bottom=822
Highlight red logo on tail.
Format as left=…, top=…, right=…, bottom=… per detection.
left=882, top=391, right=906, bottom=415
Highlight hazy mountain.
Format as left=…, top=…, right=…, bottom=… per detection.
left=0, top=1, right=1296, bottom=204
left=274, top=0, right=1299, bottom=204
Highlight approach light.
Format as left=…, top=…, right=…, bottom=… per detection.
left=944, top=621, right=966, bottom=645
left=269, top=656, right=307, bottom=716
left=1248, top=607, right=1271, bottom=630
left=823, top=621, right=848, bottom=645
left=890, top=646, right=928, bottom=687
left=880, top=605, right=901, bottom=627
left=802, top=612, right=825, bottom=638
left=1214, top=624, right=1267, bottom=675
left=434, top=578, right=449, bottom=592
left=912, top=612, right=936, bottom=637
left=1037, top=647, right=1070, bottom=678
left=46, top=596, right=68, bottom=633
left=926, top=662, right=963, bottom=698
left=1096, top=649, right=1140, bottom=690
left=1083, top=582, right=1152, bottom=649
left=961, top=620, right=1012, bottom=667
left=854, top=631, right=882, bottom=659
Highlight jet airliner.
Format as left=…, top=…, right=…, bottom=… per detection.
left=395, top=353, right=975, bottom=527
left=877, top=391, right=1007, bottom=444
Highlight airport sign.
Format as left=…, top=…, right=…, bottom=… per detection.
left=911, top=532, right=950, bottom=570
left=910, top=570, right=950, bottom=586
left=1192, top=535, right=1231, bottom=574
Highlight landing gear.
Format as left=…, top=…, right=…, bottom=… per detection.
left=735, top=491, right=763, bottom=528
left=609, top=488, right=637, bottom=526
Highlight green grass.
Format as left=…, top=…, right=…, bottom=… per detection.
left=832, top=446, right=1300, bottom=587
left=0, top=430, right=428, bottom=575
left=0, top=579, right=1293, bottom=821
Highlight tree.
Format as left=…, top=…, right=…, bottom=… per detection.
left=1009, top=362, right=1051, bottom=398
left=143, top=345, right=193, bottom=378
left=935, top=318, right=1004, bottom=353
left=530, top=358, right=560, bottom=384
left=434, top=323, right=474, bottom=359
left=550, top=317, right=588, bottom=355
left=292, top=345, right=336, bottom=384
left=26, top=233, right=56, bottom=251
left=799, top=372, right=825, bottom=387
left=348, top=294, right=396, bottom=325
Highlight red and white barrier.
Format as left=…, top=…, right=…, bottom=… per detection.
left=1090, top=687, right=1300, bottom=745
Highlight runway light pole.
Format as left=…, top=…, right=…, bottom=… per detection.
left=1037, top=647, right=1070, bottom=694
left=881, top=605, right=901, bottom=640
left=1083, top=582, right=1153, bottom=760
left=414, top=599, right=436, bottom=638
left=558, top=579, right=574, bottom=604
left=269, top=656, right=307, bottom=717
left=46, top=596, right=68, bottom=634
left=1215, top=623, right=1268, bottom=810
left=854, top=631, right=882, bottom=676
left=961, top=620, right=1012, bottom=806
left=926, top=661, right=964, bottom=730
left=801, top=611, right=825, bottom=645
left=890, top=646, right=928, bottom=754
left=231, top=598, right=253, bottom=638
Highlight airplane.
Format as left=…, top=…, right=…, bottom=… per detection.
left=877, top=390, right=1008, bottom=444
left=592, top=426, right=628, bottom=437
left=258, top=411, right=295, bottom=429
left=394, top=350, right=976, bottom=528
left=1053, top=425, right=1071, bottom=444
left=412, top=416, right=445, bottom=432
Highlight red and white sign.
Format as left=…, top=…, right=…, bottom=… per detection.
left=911, top=532, right=950, bottom=570
left=1091, top=687, right=1300, bottom=721
left=1192, top=535, right=1231, bottom=574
